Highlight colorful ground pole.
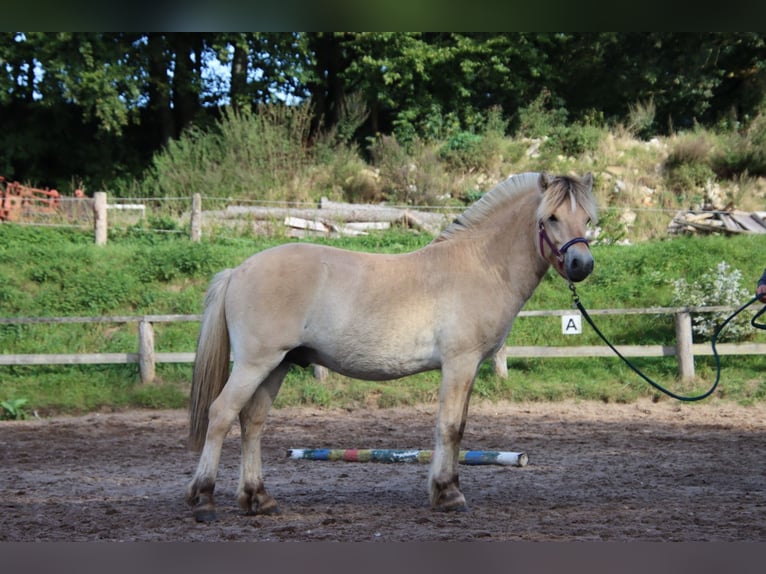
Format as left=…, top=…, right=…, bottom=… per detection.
left=287, top=448, right=528, bottom=467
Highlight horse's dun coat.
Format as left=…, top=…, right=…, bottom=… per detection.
left=186, top=171, right=597, bottom=521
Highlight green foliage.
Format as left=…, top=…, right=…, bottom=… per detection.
left=130, top=382, right=188, bottom=409
left=0, top=397, right=29, bottom=420
left=436, top=108, right=511, bottom=173
left=133, top=242, right=222, bottom=283
left=4, top=33, right=766, bottom=193
left=670, top=261, right=752, bottom=342
left=516, top=90, right=569, bottom=138
left=626, top=98, right=657, bottom=140
left=712, top=107, right=766, bottom=178
left=2, top=223, right=766, bottom=414
left=542, top=123, right=605, bottom=158
left=514, top=90, right=604, bottom=158
left=664, top=132, right=718, bottom=199
left=592, top=208, right=628, bottom=245
left=368, top=135, right=451, bottom=205
left=141, top=103, right=315, bottom=201
left=439, top=131, right=484, bottom=170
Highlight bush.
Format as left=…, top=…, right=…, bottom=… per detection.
left=1, top=397, right=29, bottom=420
left=664, top=132, right=717, bottom=197
left=516, top=89, right=568, bottom=138
left=670, top=261, right=751, bottom=342
left=515, top=91, right=604, bottom=158
left=712, top=110, right=766, bottom=178
left=138, top=103, right=314, bottom=201
left=133, top=242, right=221, bottom=283
left=542, top=123, right=605, bottom=158
left=438, top=131, right=485, bottom=170
left=368, top=135, right=451, bottom=205
left=626, top=98, right=657, bottom=140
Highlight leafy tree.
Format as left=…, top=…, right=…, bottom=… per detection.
left=2, top=32, right=766, bottom=192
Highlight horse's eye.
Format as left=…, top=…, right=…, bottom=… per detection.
left=549, top=215, right=558, bottom=223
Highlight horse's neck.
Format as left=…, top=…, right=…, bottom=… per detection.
left=485, top=206, right=549, bottom=299
left=429, top=193, right=550, bottom=301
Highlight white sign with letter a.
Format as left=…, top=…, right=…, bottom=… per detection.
left=562, top=314, right=582, bottom=335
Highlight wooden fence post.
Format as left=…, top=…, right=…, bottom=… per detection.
left=674, top=310, right=695, bottom=381
left=138, top=320, right=156, bottom=384
left=94, top=192, right=107, bottom=246
left=190, top=193, right=201, bottom=242
left=493, top=347, right=508, bottom=378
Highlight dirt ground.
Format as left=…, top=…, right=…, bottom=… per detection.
left=1, top=399, right=765, bottom=541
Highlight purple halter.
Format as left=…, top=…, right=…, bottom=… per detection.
left=538, top=221, right=590, bottom=276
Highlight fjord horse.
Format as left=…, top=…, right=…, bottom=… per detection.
left=186, top=171, right=597, bottom=521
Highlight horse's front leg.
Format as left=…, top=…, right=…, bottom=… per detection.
left=236, top=364, right=288, bottom=516
left=428, top=358, right=479, bottom=511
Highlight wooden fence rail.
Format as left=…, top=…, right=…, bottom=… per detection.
left=2, top=305, right=763, bottom=384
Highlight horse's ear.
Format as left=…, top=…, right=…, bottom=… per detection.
left=539, top=172, right=551, bottom=191
left=582, top=172, right=593, bottom=189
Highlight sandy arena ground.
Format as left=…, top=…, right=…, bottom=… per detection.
left=1, top=399, right=765, bottom=541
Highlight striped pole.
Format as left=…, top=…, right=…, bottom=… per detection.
left=287, top=448, right=528, bottom=467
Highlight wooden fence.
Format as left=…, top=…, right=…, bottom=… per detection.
left=2, top=306, right=763, bottom=384
left=88, top=192, right=454, bottom=244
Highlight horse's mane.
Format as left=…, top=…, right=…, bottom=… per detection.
left=433, top=172, right=597, bottom=243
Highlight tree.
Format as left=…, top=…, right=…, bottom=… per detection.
left=2, top=32, right=766, bottom=192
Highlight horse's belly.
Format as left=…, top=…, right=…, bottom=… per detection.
left=311, top=336, right=440, bottom=381
left=327, top=356, right=440, bottom=381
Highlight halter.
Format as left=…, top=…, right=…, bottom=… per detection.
left=538, top=221, right=590, bottom=276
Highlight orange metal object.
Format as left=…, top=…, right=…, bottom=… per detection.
left=0, top=176, right=61, bottom=221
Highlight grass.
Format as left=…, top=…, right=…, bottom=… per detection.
left=1, top=225, right=766, bottom=416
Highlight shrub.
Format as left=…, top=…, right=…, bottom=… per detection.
left=438, top=131, right=485, bottom=170
left=1, top=397, right=29, bottom=420
left=626, top=98, right=657, bottom=140
left=369, top=135, right=451, bottom=205
left=542, top=123, right=605, bottom=158
left=516, top=89, right=568, bottom=138
left=133, top=243, right=221, bottom=283
left=139, top=103, right=314, bottom=201
left=670, top=261, right=751, bottom=342
left=712, top=110, right=766, bottom=178
left=664, top=132, right=717, bottom=198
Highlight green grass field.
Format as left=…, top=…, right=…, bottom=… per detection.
left=2, top=224, right=766, bottom=417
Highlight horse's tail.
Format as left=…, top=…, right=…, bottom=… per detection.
left=188, top=269, right=233, bottom=452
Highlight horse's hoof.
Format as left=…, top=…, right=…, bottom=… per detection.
left=433, top=488, right=468, bottom=512
left=435, top=497, right=469, bottom=513
left=245, top=501, right=280, bottom=516
left=440, top=503, right=469, bottom=513
left=258, top=503, right=281, bottom=516
left=193, top=508, right=217, bottom=523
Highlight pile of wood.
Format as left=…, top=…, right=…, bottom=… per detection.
left=211, top=197, right=453, bottom=238
left=668, top=210, right=766, bottom=235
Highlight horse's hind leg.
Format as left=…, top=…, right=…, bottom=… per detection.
left=237, top=362, right=290, bottom=516
left=186, top=358, right=283, bottom=522
left=428, top=358, right=479, bottom=512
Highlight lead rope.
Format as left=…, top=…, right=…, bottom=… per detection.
left=568, top=282, right=765, bottom=402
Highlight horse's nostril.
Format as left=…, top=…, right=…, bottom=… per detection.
left=566, top=254, right=594, bottom=282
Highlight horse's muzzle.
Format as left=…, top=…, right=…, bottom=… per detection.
left=564, top=247, right=594, bottom=282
